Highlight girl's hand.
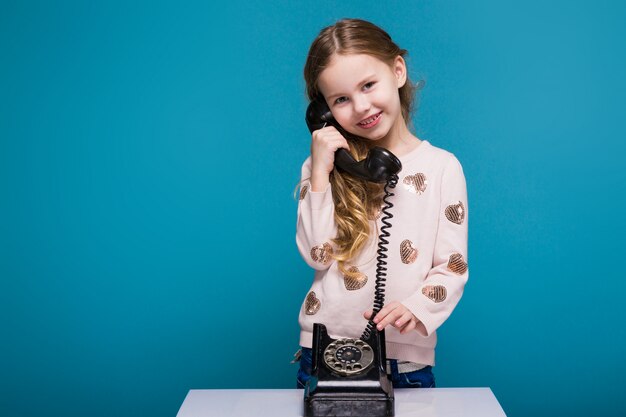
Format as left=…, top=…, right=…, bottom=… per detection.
left=310, top=126, right=350, bottom=191
left=364, top=301, right=421, bottom=335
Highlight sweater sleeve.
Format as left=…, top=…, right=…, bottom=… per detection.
left=401, top=155, right=469, bottom=337
left=295, top=157, right=338, bottom=271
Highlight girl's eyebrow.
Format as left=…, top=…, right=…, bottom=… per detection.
left=326, top=73, right=376, bottom=100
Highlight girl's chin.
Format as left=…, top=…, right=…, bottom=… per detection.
left=346, top=124, right=389, bottom=140
left=353, top=129, right=389, bottom=142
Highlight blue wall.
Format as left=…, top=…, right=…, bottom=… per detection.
left=2, top=1, right=625, bottom=416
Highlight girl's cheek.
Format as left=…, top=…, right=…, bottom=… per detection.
left=335, top=112, right=352, bottom=127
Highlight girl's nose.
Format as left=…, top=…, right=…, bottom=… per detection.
left=352, top=95, right=371, bottom=114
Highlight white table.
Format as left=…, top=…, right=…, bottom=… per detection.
left=177, top=388, right=506, bottom=417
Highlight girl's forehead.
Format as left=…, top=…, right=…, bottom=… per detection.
left=318, top=53, right=391, bottom=93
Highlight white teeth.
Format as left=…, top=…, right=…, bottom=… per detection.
left=359, top=113, right=380, bottom=125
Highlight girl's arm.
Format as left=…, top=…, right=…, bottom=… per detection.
left=400, top=155, right=469, bottom=336
left=296, top=126, right=349, bottom=271
left=295, top=156, right=338, bottom=271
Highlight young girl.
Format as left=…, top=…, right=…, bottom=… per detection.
left=295, top=18, right=468, bottom=389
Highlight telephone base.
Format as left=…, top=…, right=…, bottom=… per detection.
left=303, top=323, right=394, bottom=417
left=304, top=392, right=394, bottom=417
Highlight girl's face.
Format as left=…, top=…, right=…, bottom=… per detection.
left=317, top=53, right=407, bottom=143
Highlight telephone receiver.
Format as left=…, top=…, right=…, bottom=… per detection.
left=305, top=96, right=402, bottom=183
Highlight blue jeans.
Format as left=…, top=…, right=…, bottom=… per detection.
left=296, top=347, right=436, bottom=389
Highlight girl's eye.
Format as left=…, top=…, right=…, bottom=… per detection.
left=334, top=97, right=348, bottom=105
left=363, top=81, right=375, bottom=90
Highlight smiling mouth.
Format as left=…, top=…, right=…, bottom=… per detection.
left=357, top=112, right=382, bottom=128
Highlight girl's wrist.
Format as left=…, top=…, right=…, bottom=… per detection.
left=310, top=171, right=330, bottom=192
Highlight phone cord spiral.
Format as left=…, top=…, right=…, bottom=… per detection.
left=361, top=173, right=398, bottom=341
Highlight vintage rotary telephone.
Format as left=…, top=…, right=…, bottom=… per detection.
left=303, top=96, right=402, bottom=417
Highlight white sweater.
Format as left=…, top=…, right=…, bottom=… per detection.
left=295, top=140, right=469, bottom=366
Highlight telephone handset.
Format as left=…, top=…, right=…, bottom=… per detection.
left=303, top=96, right=401, bottom=417
left=305, top=96, right=402, bottom=183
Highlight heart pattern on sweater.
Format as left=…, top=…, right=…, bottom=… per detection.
left=447, top=253, right=468, bottom=275
left=305, top=291, right=321, bottom=315
left=343, top=266, right=368, bottom=290
left=403, top=173, right=428, bottom=195
left=445, top=201, right=465, bottom=225
left=310, top=242, right=333, bottom=265
left=422, top=285, right=447, bottom=303
left=299, top=184, right=309, bottom=200
left=400, top=239, right=418, bottom=264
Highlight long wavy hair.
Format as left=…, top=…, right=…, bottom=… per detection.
left=303, top=18, right=417, bottom=278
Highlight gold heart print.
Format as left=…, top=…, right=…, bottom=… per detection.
left=299, top=184, right=309, bottom=200
left=310, top=242, right=333, bottom=265
left=400, top=239, right=418, bottom=264
left=447, top=253, right=468, bottom=275
left=445, top=201, right=465, bottom=225
left=305, top=291, right=321, bottom=315
left=422, top=285, right=447, bottom=303
left=343, top=266, right=368, bottom=291
left=403, top=173, right=428, bottom=195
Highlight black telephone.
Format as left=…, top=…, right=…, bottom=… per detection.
left=303, top=97, right=401, bottom=417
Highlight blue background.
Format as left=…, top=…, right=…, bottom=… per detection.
left=2, top=1, right=625, bottom=416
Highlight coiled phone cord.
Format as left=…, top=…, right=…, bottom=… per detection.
left=360, top=173, right=399, bottom=341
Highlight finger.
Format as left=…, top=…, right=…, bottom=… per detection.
left=329, top=137, right=350, bottom=152
left=373, top=301, right=400, bottom=322
left=320, top=125, right=341, bottom=134
left=317, top=127, right=347, bottom=143
left=393, top=311, right=415, bottom=329
left=372, top=308, right=389, bottom=328
left=400, top=319, right=417, bottom=335
left=313, top=134, right=347, bottom=151
left=313, top=125, right=336, bottom=134
left=314, top=126, right=341, bottom=139
left=363, top=310, right=373, bottom=320
left=376, top=306, right=404, bottom=331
